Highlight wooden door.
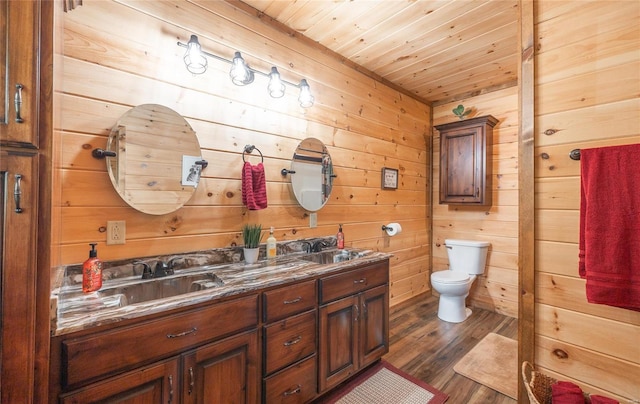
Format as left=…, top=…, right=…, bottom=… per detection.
left=359, top=285, right=389, bottom=368
left=0, top=150, right=39, bottom=402
left=0, top=1, right=39, bottom=147
left=59, top=358, right=179, bottom=404
left=318, top=295, right=358, bottom=393
left=182, top=330, right=259, bottom=404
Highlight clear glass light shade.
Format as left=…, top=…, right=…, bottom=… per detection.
left=298, top=79, right=314, bottom=108
left=268, top=67, right=286, bottom=98
left=183, top=35, right=207, bottom=75
left=229, top=52, right=254, bottom=85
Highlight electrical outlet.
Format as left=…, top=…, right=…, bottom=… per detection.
left=107, top=220, right=126, bottom=245
left=309, top=213, right=317, bottom=228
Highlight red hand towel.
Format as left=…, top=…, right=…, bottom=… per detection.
left=579, top=144, right=640, bottom=311
left=242, top=161, right=267, bottom=210
left=590, top=395, right=619, bottom=404
left=551, top=381, right=585, bottom=404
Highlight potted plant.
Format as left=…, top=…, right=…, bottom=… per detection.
left=242, top=224, right=263, bottom=264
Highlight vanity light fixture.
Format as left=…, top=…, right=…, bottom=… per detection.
left=177, top=34, right=314, bottom=107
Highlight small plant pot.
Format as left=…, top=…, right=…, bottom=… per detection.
left=243, top=247, right=260, bottom=264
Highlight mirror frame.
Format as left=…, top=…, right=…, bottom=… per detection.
left=288, top=137, right=334, bottom=212
left=105, top=104, right=203, bottom=215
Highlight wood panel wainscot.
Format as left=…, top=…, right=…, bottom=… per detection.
left=49, top=258, right=390, bottom=403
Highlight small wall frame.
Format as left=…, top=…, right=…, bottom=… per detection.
left=381, top=167, right=398, bottom=190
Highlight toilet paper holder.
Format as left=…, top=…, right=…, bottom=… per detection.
left=381, top=223, right=402, bottom=236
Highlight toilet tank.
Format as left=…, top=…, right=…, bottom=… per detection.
left=445, top=239, right=490, bottom=275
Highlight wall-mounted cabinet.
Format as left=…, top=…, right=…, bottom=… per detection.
left=436, top=115, right=497, bottom=206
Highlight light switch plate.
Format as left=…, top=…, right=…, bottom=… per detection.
left=107, top=220, right=126, bottom=245
left=309, top=213, right=317, bottom=228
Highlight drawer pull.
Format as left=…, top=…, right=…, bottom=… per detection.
left=283, top=384, right=301, bottom=396
left=166, top=327, right=197, bottom=339
left=188, top=367, right=194, bottom=395
left=283, top=336, right=302, bottom=347
left=283, top=297, right=302, bottom=304
left=14, top=83, right=24, bottom=123
left=354, top=278, right=366, bottom=284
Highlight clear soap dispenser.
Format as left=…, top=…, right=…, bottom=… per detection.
left=82, top=243, right=103, bottom=293
left=266, top=226, right=277, bottom=258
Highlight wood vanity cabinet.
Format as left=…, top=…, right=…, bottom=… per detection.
left=51, top=258, right=391, bottom=404
left=317, top=261, right=389, bottom=393
left=53, top=294, right=260, bottom=404
left=262, top=279, right=318, bottom=403
left=436, top=115, right=497, bottom=205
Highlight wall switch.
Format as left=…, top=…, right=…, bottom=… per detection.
left=107, top=220, right=126, bottom=245
left=309, top=213, right=317, bottom=228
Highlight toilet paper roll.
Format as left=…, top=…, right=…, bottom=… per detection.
left=384, top=223, right=402, bottom=236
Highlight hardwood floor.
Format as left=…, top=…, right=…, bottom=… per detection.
left=383, top=293, right=518, bottom=404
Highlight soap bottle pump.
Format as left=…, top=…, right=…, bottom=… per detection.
left=266, top=226, right=277, bottom=259
left=82, top=243, right=103, bottom=293
left=337, top=224, right=345, bottom=249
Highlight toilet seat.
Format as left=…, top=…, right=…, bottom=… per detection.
left=431, top=271, right=470, bottom=284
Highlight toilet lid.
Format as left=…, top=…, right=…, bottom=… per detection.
left=431, top=271, right=470, bottom=284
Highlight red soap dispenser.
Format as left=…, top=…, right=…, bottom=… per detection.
left=337, top=224, right=345, bottom=249
left=82, top=243, right=103, bottom=293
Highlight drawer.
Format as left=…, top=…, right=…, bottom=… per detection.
left=319, top=261, right=389, bottom=304
left=62, top=294, right=258, bottom=388
left=263, top=279, right=316, bottom=323
left=264, top=310, right=316, bottom=375
left=264, top=355, right=317, bottom=404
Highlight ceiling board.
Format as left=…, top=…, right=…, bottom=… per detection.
left=239, top=0, right=519, bottom=104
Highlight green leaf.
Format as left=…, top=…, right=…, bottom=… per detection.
left=242, top=224, right=263, bottom=248
left=452, top=104, right=465, bottom=116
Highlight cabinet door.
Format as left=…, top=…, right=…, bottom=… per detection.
left=0, top=150, right=39, bottom=403
left=182, top=329, right=259, bottom=404
left=0, top=1, right=39, bottom=147
left=59, top=358, right=179, bottom=404
left=318, top=295, right=358, bottom=393
left=359, top=285, right=389, bottom=368
left=436, top=115, right=496, bottom=205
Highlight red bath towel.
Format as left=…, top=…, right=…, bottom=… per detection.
left=551, top=381, right=585, bottom=404
left=579, top=143, right=640, bottom=311
left=242, top=161, right=267, bottom=210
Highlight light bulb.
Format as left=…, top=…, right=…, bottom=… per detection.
left=298, top=79, right=314, bottom=108
left=229, top=52, right=254, bottom=85
left=268, top=67, right=285, bottom=98
left=183, top=35, right=207, bottom=75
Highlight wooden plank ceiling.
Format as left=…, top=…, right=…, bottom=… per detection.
left=239, top=0, right=519, bottom=105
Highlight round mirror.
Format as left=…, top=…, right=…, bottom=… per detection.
left=289, top=137, right=334, bottom=211
left=105, top=104, right=203, bottom=215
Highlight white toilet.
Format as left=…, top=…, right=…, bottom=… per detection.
left=430, top=239, right=490, bottom=323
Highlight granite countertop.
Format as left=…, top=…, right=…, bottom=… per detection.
left=51, top=247, right=391, bottom=336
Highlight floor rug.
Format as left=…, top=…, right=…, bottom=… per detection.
left=453, top=333, right=518, bottom=399
left=316, top=360, right=448, bottom=404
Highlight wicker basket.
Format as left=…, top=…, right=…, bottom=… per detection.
left=522, top=361, right=592, bottom=404
left=522, top=361, right=557, bottom=404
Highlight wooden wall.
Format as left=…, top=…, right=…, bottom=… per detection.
left=54, top=0, right=431, bottom=307
left=432, top=86, right=520, bottom=318
left=534, top=1, right=640, bottom=401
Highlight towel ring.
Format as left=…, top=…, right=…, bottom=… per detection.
left=243, top=144, right=264, bottom=163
